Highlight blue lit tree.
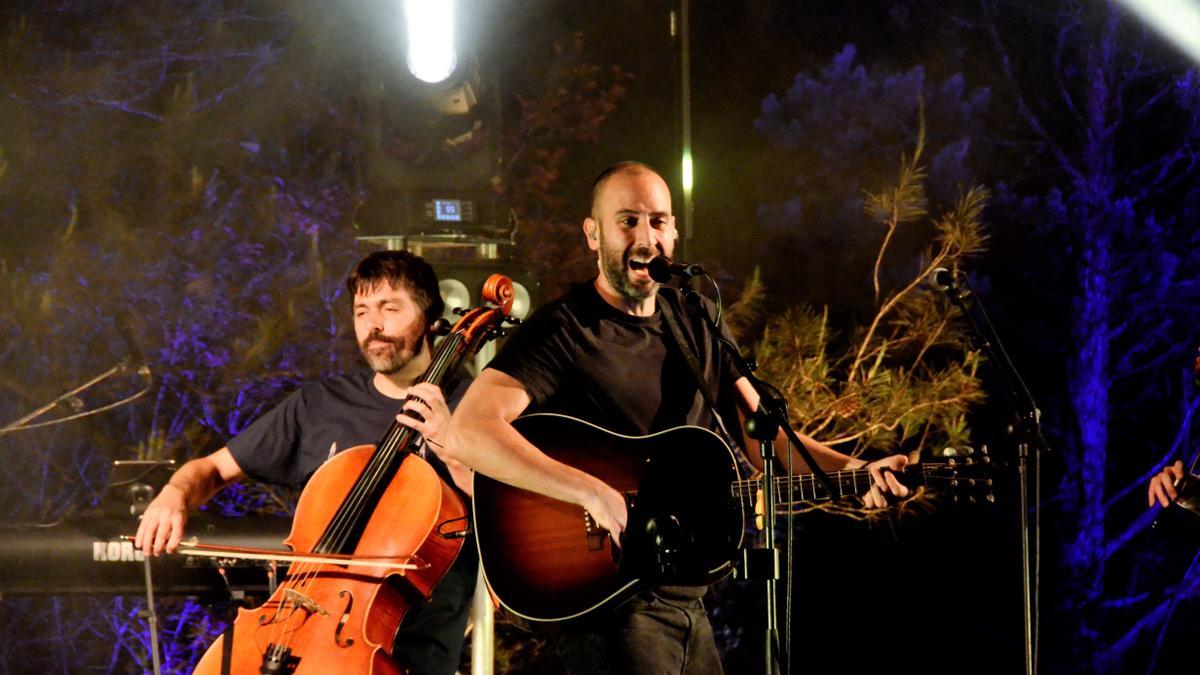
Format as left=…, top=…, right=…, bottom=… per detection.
left=751, top=43, right=991, bottom=319
left=0, top=3, right=635, bottom=672
left=975, top=1, right=1200, bottom=670
left=0, top=2, right=375, bottom=671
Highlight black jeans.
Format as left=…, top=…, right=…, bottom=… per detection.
left=550, top=589, right=724, bottom=675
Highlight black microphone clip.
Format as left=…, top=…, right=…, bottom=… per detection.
left=647, top=256, right=705, bottom=284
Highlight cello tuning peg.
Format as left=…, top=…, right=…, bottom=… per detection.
left=504, top=315, right=523, bottom=326
left=430, top=318, right=453, bottom=336
left=452, top=307, right=469, bottom=316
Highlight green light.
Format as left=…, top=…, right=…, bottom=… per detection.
left=682, top=152, right=694, bottom=194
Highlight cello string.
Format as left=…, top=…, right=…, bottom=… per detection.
left=319, top=325, right=463, bottom=554
left=230, top=300, right=501, bottom=662
left=267, top=305, right=497, bottom=658
left=322, top=330, right=462, bottom=556
left=267, top=335, right=464, bottom=658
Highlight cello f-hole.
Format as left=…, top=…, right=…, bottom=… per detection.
left=334, top=590, right=355, bottom=648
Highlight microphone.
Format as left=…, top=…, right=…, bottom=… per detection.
left=647, top=256, right=706, bottom=283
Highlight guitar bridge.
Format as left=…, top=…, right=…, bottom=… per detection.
left=583, top=510, right=606, bottom=551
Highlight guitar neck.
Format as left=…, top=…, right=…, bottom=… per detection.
left=730, top=466, right=931, bottom=505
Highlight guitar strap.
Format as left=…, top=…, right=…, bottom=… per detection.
left=658, top=290, right=740, bottom=450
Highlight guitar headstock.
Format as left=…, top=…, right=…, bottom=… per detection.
left=922, top=445, right=997, bottom=505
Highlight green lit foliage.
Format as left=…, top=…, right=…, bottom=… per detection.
left=729, top=122, right=987, bottom=469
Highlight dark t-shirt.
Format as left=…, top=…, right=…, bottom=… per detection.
left=487, top=281, right=745, bottom=601
left=226, top=370, right=475, bottom=675
left=489, top=282, right=742, bottom=438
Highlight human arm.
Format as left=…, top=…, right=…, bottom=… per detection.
left=733, top=378, right=909, bottom=508
left=439, top=369, right=629, bottom=543
left=134, top=447, right=247, bottom=556
left=1148, top=460, right=1185, bottom=508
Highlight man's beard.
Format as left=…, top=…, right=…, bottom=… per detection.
left=359, top=331, right=420, bottom=375
left=600, top=242, right=659, bottom=302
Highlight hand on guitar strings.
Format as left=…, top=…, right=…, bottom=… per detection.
left=1148, top=460, right=1184, bottom=508
left=862, top=454, right=910, bottom=509
left=582, top=479, right=629, bottom=549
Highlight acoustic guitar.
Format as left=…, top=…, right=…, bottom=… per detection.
left=472, top=413, right=994, bottom=623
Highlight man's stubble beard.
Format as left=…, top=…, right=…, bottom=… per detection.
left=359, top=326, right=424, bottom=375
left=599, top=237, right=658, bottom=302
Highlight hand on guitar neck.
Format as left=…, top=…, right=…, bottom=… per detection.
left=1148, top=460, right=1186, bottom=508
left=856, top=454, right=910, bottom=508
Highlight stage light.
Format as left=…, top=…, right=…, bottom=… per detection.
left=1116, top=0, right=1200, bottom=62
left=509, top=281, right=532, bottom=320
left=438, top=278, right=471, bottom=324
left=434, top=263, right=539, bottom=321
left=405, top=0, right=458, bottom=84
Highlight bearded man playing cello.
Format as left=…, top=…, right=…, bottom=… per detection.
left=136, top=249, right=475, bottom=675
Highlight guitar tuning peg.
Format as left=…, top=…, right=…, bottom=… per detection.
left=968, top=495, right=977, bottom=504
left=986, top=493, right=996, bottom=504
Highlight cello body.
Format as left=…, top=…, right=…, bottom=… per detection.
left=194, top=445, right=466, bottom=674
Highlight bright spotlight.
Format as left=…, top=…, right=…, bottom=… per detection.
left=1117, top=0, right=1200, bottom=63
left=681, top=150, right=694, bottom=194
left=405, top=0, right=458, bottom=84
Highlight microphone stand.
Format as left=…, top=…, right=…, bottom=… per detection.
left=676, top=283, right=839, bottom=675
left=0, top=359, right=142, bottom=435
left=936, top=271, right=1046, bottom=675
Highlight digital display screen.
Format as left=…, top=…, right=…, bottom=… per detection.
left=434, top=199, right=463, bottom=222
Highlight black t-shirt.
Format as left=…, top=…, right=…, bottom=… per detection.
left=228, top=371, right=468, bottom=488
left=489, top=281, right=743, bottom=438
left=487, top=282, right=745, bottom=602
left=226, top=370, right=475, bottom=675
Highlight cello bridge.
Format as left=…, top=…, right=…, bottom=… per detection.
left=282, top=589, right=330, bottom=616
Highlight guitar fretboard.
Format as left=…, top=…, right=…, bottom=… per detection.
left=729, top=466, right=938, bottom=503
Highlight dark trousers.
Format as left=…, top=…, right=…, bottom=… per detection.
left=549, top=589, right=724, bottom=675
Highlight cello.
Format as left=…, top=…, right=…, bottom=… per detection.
left=191, top=275, right=516, bottom=674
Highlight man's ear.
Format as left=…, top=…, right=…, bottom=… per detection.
left=583, top=217, right=600, bottom=251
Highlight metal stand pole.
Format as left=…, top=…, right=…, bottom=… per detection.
left=745, top=414, right=782, bottom=675
left=470, top=562, right=494, bottom=675
left=1018, top=442, right=1034, bottom=675
left=141, top=556, right=163, bottom=675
